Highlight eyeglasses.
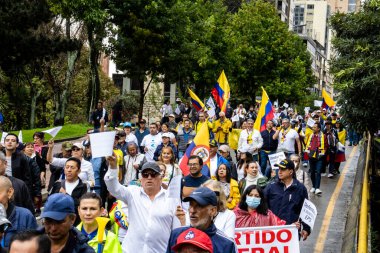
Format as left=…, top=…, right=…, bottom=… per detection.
left=72, top=147, right=81, bottom=151
left=188, top=163, right=200, bottom=167
left=0, top=224, right=8, bottom=233
left=141, top=171, right=160, bottom=178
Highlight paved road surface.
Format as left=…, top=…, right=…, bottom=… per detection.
left=300, top=144, right=360, bottom=253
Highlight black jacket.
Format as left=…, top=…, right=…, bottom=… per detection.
left=50, top=179, right=88, bottom=225
left=38, top=227, right=95, bottom=253
left=11, top=152, right=32, bottom=195
left=26, top=156, right=42, bottom=197
left=8, top=176, right=35, bottom=215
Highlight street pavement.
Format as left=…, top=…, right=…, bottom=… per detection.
left=299, top=144, right=360, bottom=253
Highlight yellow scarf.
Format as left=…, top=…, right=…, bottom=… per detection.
left=247, top=130, right=253, bottom=144
left=280, top=127, right=291, bottom=143
left=306, top=132, right=325, bottom=156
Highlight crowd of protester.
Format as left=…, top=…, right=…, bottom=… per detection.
left=0, top=99, right=357, bottom=253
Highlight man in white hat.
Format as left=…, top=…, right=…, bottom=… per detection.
left=174, top=98, right=186, bottom=123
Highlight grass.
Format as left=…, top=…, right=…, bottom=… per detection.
left=6, top=123, right=92, bottom=143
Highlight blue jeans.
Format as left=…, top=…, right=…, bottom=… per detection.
left=90, top=157, right=102, bottom=195
left=309, top=158, right=323, bottom=189
left=348, top=130, right=358, bottom=145
left=259, top=150, right=275, bottom=178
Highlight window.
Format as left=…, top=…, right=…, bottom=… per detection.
left=112, top=74, right=123, bottom=88
left=307, top=4, right=314, bottom=9
left=131, top=78, right=141, bottom=91
left=164, top=82, right=171, bottom=99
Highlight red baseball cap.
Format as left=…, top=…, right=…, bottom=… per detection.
left=172, top=228, right=213, bottom=252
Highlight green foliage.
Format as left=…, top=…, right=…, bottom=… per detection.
left=10, top=123, right=91, bottom=142
left=330, top=1, right=380, bottom=134
left=225, top=1, right=314, bottom=105
left=0, top=0, right=75, bottom=75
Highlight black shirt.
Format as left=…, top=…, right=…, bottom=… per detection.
left=260, top=129, right=278, bottom=151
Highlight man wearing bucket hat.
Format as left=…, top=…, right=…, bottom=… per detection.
left=167, top=187, right=237, bottom=253
left=40, top=193, right=94, bottom=253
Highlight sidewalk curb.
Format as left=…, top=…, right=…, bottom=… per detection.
left=341, top=142, right=365, bottom=253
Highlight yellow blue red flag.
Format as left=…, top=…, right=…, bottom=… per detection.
left=254, top=87, right=275, bottom=132
left=179, top=120, right=210, bottom=176
left=322, top=89, right=336, bottom=109
left=188, top=88, right=205, bottom=112
left=211, top=70, right=230, bottom=113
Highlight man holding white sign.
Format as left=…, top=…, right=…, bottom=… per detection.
left=264, top=159, right=310, bottom=241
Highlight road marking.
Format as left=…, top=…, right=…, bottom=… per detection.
left=313, top=145, right=358, bottom=253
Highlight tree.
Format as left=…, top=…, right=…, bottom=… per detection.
left=108, top=0, right=180, bottom=119
left=225, top=1, right=314, bottom=105
left=330, top=0, right=380, bottom=134
left=0, top=0, right=75, bottom=129
left=48, top=0, right=108, bottom=121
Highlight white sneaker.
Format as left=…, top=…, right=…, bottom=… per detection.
left=310, top=188, right=315, bottom=193
left=328, top=173, right=334, bottom=178
left=321, top=173, right=327, bottom=177
left=303, top=162, right=308, bottom=167
left=315, top=189, right=322, bottom=195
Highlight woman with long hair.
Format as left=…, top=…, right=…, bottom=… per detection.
left=158, top=146, right=182, bottom=186
left=215, top=163, right=240, bottom=210
left=234, top=185, right=285, bottom=228
left=238, top=161, right=267, bottom=195
left=236, top=149, right=254, bottom=182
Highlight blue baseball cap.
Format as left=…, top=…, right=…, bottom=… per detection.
left=183, top=187, right=217, bottom=206
left=41, top=193, right=75, bottom=221
left=123, top=122, right=132, bottom=128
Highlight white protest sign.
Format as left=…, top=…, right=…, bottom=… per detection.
left=268, top=152, right=286, bottom=170
left=283, top=103, right=289, bottom=108
left=231, top=114, right=240, bottom=122
left=206, top=108, right=216, bottom=118
left=18, top=130, right=23, bottom=144
left=42, top=126, right=63, bottom=138
left=0, top=132, right=8, bottom=145
left=299, top=199, right=318, bottom=230
left=274, top=100, right=279, bottom=108
left=304, top=107, right=310, bottom=113
left=307, top=118, right=316, bottom=128
left=89, top=131, right=116, bottom=158
left=314, top=100, right=322, bottom=107
left=167, top=175, right=182, bottom=200
left=235, top=225, right=300, bottom=253
left=206, top=97, right=216, bottom=109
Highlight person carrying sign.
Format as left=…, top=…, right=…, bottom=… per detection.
left=264, top=159, right=310, bottom=241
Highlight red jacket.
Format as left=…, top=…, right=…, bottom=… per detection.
left=234, top=207, right=286, bottom=228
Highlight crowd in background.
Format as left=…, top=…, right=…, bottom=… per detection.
left=0, top=98, right=359, bottom=253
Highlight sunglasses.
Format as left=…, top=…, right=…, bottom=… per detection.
left=141, top=171, right=160, bottom=178
left=0, top=224, right=8, bottom=233
left=72, top=147, right=81, bottom=151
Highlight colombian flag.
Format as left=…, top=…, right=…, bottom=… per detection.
left=188, top=88, right=205, bottom=112
left=322, top=88, right=336, bottom=109
left=211, top=70, right=230, bottom=113
left=179, top=121, right=210, bottom=176
left=254, top=87, right=275, bottom=132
